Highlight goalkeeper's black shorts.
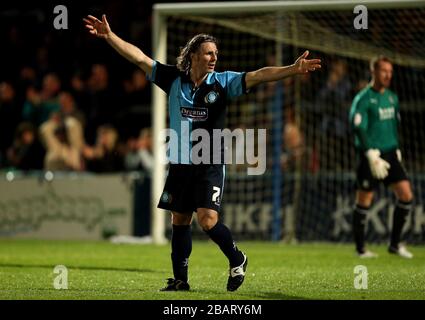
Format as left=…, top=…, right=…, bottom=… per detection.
left=157, top=164, right=225, bottom=214
left=355, top=149, right=409, bottom=191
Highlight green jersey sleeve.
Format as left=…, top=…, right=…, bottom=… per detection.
left=350, top=93, right=372, bottom=150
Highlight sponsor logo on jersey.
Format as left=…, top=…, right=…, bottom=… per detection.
left=180, top=107, right=208, bottom=121
left=370, top=98, right=378, bottom=104
left=204, top=91, right=219, bottom=104
left=378, top=107, right=395, bottom=120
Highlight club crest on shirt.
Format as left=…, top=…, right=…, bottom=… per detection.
left=204, top=91, right=219, bottom=104
left=180, top=107, right=208, bottom=121
left=389, top=95, right=394, bottom=104
left=161, top=191, right=172, bottom=203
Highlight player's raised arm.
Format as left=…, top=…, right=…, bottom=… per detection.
left=83, top=14, right=153, bottom=76
left=245, top=50, right=321, bottom=89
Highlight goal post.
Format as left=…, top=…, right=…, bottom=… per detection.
left=150, top=9, right=168, bottom=245
left=151, top=0, right=425, bottom=244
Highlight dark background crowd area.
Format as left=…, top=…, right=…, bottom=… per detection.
left=0, top=0, right=234, bottom=173
left=1, top=1, right=424, bottom=174
left=0, top=1, right=158, bottom=172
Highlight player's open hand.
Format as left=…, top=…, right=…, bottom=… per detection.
left=294, top=50, right=321, bottom=74
left=83, top=14, right=111, bottom=39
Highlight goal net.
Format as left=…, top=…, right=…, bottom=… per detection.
left=151, top=0, right=425, bottom=244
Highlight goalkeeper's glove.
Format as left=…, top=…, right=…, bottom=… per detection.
left=396, top=149, right=402, bottom=162
left=365, top=149, right=390, bottom=180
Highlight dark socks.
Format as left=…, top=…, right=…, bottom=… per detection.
left=353, top=204, right=369, bottom=253
left=390, top=200, right=412, bottom=248
left=171, top=224, right=192, bottom=282
left=205, top=222, right=243, bottom=267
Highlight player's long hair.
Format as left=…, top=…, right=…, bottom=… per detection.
left=176, top=34, right=218, bottom=73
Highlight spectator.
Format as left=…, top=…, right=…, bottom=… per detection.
left=22, top=73, right=61, bottom=127
left=316, top=59, right=352, bottom=137
left=69, top=71, right=90, bottom=110
left=0, top=81, right=23, bottom=165
left=124, top=135, right=140, bottom=171
left=84, top=64, right=118, bottom=144
left=124, top=127, right=153, bottom=173
left=83, top=124, right=124, bottom=172
left=119, top=69, right=152, bottom=138
left=281, top=107, right=305, bottom=171
left=39, top=112, right=85, bottom=171
left=123, top=69, right=151, bottom=108
left=6, top=122, right=45, bottom=171
left=19, top=66, right=38, bottom=91
left=58, top=91, right=86, bottom=128
left=315, top=59, right=353, bottom=169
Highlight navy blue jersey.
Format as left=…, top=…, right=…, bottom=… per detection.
left=148, top=61, right=247, bottom=164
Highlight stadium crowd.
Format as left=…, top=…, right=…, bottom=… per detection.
left=0, top=1, right=155, bottom=174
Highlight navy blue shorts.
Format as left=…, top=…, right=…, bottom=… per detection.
left=157, top=164, right=225, bottom=214
left=356, top=150, right=409, bottom=191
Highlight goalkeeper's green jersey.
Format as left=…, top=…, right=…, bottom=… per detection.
left=349, top=85, right=400, bottom=153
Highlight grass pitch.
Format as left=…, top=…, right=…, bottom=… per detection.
left=0, top=239, right=424, bottom=300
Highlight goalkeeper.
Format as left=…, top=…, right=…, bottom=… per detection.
left=349, top=56, right=414, bottom=259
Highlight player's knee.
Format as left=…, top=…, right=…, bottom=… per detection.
left=172, top=212, right=192, bottom=225
left=198, top=214, right=218, bottom=231
left=393, top=181, right=414, bottom=203
left=395, top=186, right=413, bottom=203
left=355, top=189, right=374, bottom=207
left=398, top=193, right=413, bottom=203
left=356, top=196, right=373, bottom=208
